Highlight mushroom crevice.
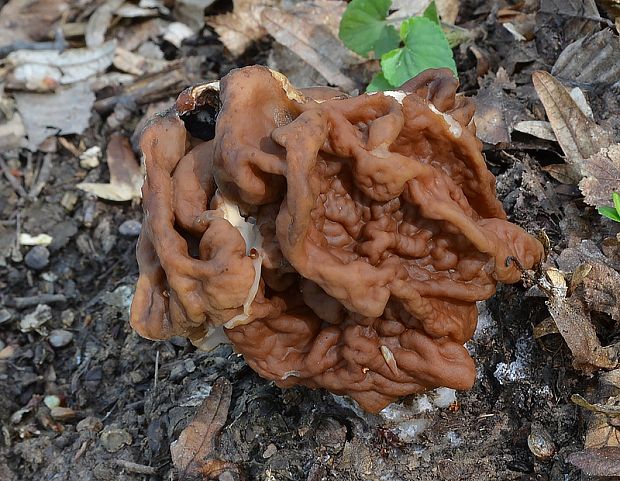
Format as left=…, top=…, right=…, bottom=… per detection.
left=130, top=66, right=543, bottom=412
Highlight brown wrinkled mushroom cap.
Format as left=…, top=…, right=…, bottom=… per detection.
left=130, top=66, right=544, bottom=412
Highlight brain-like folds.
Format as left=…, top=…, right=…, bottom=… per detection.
left=130, top=66, right=543, bottom=412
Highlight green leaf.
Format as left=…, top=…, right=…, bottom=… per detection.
left=339, top=0, right=400, bottom=58
left=423, top=1, right=440, bottom=24
left=366, top=72, right=395, bottom=92
left=598, top=206, right=620, bottom=222
left=613, top=192, right=620, bottom=214
left=381, top=17, right=457, bottom=87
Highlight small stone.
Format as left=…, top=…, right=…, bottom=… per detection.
left=20, top=304, right=52, bottom=334
left=0, top=308, right=13, bottom=325
left=79, top=146, right=101, bottom=169
left=44, top=395, right=61, bottom=409
left=24, top=246, right=50, bottom=270
left=0, top=345, right=16, bottom=360
left=61, top=309, right=75, bottom=327
left=118, top=219, right=142, bottom=237
left=100, top=427, right=132, bottom=452
left=183, top=359, right=196, bottom=373
left=77, top=416, right=103, bottom=433
left=61, top=191, right=79, bottom=211
left=528, top=423, right=556, bottom=460
left=262, top=443, right=277, bottom=459
left=51, top=406, right=77, bottom=421
left=48, top=329, right=73, bottom=348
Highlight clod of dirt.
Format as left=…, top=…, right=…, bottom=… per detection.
left=100, top=427, right=133, bottom=452
left=130, top=66, right=544, bottom=412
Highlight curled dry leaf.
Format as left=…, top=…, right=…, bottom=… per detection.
left=85, top=0, right=124, bottom=48
left=7, top=41, right=117, bottom=91
left=206, top=0, right=274, bottom=56
left=545, top=277, right=618, bottom=372
left=174, top=0, right=217, bottom=32
left=552, top=29, right=620, bottom=85
left=532, top=70, right=612, bottom=183
left=113, top=47, right=169, bottom=76
left=170, top=378, right=234, bottom=476
left=580, top=143, right=620, bottom=208
left=76, top=134, right=143, bottom=202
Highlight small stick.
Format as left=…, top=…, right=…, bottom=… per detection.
left=115, top=460, right=157, bottom=475
left=0, top=156, right=27, bottom=198
left=12, top=294, right=67, bottom=309
left=154, top=350, right=160, bottom=389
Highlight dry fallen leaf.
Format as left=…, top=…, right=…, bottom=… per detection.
left=170, top=378, right=238, bottom=478
left=513, top=120, right=556, bottom=141
left=576, top=261, right=620, bottom=322
left=580, top=143, right=620, bottom=207
left=552, top=29, right=620, bottom=85
left=113, top=47, right=169, bottom=76
left=207, top=0, right=273, bottom=56
left=258, top=1, right=359, bottom=92
left=76, top=134, right=143, bottom=202
left=174, top=0, right=217, bottom=32
left=474, top=69, right=522, bottom=145
left=532, top=70, right=612, bottom=183
left=0, top=0, right=68, bottom=48
left=14, top=82, right=95, bottom=150
left=7, top=41, right=117, bottom=91
left=85, top=0, right=124, bottom=48
left=569, top=447, right=620, bottom=476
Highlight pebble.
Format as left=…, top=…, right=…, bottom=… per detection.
left=262, top=443, right=277, bottom=459
left=0, top=308, right=12, bottom=325
left=61, top=191, right=79, bottom=211
left=24, top=246, right=50, bottom=270
left=100, top=427, right=132, bottom=452
left=51, top=406, right=77, bottom=421
left=48, top=329, right=74, bottom=348
left=77, top=416, right=103, bottom=433
left=119, top=219, right=142, bottom=237
left=44, top=395, right=61, bottom=409
left=61, top=309, right=76, bottom=327
left=79, top=146, right=101, bottom=169
left=528, top=423, right=556, bottom=460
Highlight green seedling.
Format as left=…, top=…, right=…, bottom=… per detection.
left=597, top=192, right=620, bottom=223
left=338, top=0, right=457, bottom=92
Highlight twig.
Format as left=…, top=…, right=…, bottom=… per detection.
left=12, top=294, right=67, bottom=309
left=539, top=10, right=614, bottom=28
left=115, top=460, right=157, bottom=475
left=154, top=350, right=160, bottom=389
left=29, top=153, right=53, bottom=200
left=0, top=28, right=67, bottom=59
left=0, top=156, right=27, bottom=198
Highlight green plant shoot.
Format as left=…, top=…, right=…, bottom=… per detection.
left=597, top=192, right=620, bottom=223
left=338, top=0, right=457, bottom=92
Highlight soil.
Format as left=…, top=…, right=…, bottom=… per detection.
left=1, top=0, right=619, bottom=480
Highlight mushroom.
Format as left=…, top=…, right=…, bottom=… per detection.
left=130, top=66, right=544, bottom=412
